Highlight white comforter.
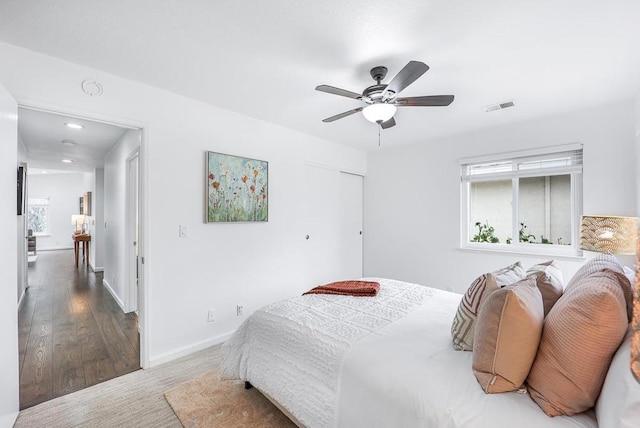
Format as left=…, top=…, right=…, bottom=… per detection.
left=221, top=279, right=598, bottom=428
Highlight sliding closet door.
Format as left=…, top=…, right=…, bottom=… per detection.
left=303, top=165, right=363, bottom=288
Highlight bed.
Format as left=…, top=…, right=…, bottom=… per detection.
left=221, top=276, right=624, bottom=427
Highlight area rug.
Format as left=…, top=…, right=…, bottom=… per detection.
left=164, top=370, right=297, bottom=428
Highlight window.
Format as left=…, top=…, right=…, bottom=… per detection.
left=460, top=144, right=582, bottom=255
left=27, top=198, right=50, bottom=236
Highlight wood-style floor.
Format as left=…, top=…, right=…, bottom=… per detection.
left=18, top=249, right=140, bottom=410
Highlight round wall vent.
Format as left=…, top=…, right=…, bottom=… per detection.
left=81, top=80, right=103, bottom=97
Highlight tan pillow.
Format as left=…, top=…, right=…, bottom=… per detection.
left=526, top=260, right=563, bottom=316
left=473, top=277, right=544, bottom=393
left=451, top=262, right=526, bottom=351
left=526, top=269, right=629, bottom=416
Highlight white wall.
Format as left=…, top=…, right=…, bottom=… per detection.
left=28, top=172, right=89, bottom=250
left=0, top=82, right=20, bottom=428
left=636, top=93, right=640, bottom=218
left=365, top=100, right=636, bottom=292
left=0, top=42, right=367, bottom=368
left=103, top=130, right=140, bottom=308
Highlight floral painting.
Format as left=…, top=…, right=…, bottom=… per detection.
left=206, top=151, right=268, bottom=222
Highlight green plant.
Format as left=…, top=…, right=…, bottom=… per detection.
left=539, top=235, right=552, bottom=244
left=519, top=222, right=536, bottom=243
left=471, top=221, right=500, bottom=243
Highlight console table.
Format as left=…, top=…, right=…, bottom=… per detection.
left=73, top=233, right=91, bottom=268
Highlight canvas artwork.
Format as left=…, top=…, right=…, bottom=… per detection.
left=206, top=151, right=268, bottom=222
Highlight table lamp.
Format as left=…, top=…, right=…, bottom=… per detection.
left=579, top=215, right=639, bottom=383
left=71, top=214, right=85, bottom=233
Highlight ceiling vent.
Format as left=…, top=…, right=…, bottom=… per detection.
left=485, top=101, right=515, bottom=112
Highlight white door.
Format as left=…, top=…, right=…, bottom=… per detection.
left=0, top=81, right=20, bottom=425
left=126, top=152, right=139, bottom=313
left=338, top=172, right=363, bottom=279
left=304, top=165, right=363, bottom=288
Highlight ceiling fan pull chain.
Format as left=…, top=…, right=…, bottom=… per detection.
left=378, top=123, right=381, bottom=147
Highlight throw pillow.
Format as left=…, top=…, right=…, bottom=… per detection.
left=526, top=268, right=629, bottom=416
left=473, top=276, right=544, bottom=393
left=492, top=261, right=526, bottom=287
left=451, top=262, right=526, bottom=351
left=595, top=328, right=640, bottom=428
left=526, top=260, right=563, bottom=316
left=451, top=273, right=499, bottom=351
left=565, top=253, right=632, bottom=321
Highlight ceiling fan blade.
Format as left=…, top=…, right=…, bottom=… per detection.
left=322, top=107, right=364, bottom=123
left=380, top=117, right=396, bottom=129
left=394, top=95, right=454, bottom=107
left=316, top=84, right=362, bottom=100
left=381, top=61, right=430, bottom=101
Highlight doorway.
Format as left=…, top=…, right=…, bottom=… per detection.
left=16, top=106, right=145, bottom=408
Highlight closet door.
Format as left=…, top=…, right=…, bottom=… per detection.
left=303, top=165, right=363, bottom=288
left=338, top=172, right=363, bottom=279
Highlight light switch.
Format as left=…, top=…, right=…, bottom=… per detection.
left=179, top=225, right=188, bottom=237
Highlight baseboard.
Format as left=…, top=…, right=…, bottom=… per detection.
left=102, top=278, right=126, bottom=313
left=148, top=331, right=233, bottom=368
left=90, top=262, right=104, bottom=272
left=0, top=411, right=19, bottom=428
left=38, top=246, right=73, bottom=251
left=17, top=288, right=26, bottom=308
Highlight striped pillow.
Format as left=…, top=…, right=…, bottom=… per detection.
left=452, top=262, right=525, bottom=351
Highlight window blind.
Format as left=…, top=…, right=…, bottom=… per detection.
left=461, top=148, right=582, bottom=182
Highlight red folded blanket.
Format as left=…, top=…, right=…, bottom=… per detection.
left=303, top=280, right=380, bottom=297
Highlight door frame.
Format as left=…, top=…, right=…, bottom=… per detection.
left=17, top=101, right=150, bottom=369
left=125, top=149, right=140, bottom=314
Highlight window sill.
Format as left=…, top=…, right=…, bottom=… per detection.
left=458, top=245, right=586, bottom=262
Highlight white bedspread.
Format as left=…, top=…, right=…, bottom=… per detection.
left=221, top=278, right=432, bottom=428
left=338, top=287, right=597, bottom=428
left=222, top=279, right=598, bottom=428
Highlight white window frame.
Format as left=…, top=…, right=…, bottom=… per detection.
left=459, top=144, right=583, bottom=257
left=27, top=197, right=50, bottom=237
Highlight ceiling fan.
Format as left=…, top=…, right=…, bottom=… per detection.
left=316, top=61, right=454, bottom=129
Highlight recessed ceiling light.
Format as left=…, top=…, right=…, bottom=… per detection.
left=65, top=123, right=84, bottom=130
left=61, top=159, right=74, bottom=163
left=61, top=139, right=76, bottom=145
left=42, top=171, right=48, bottom=174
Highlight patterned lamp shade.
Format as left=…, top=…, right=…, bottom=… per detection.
left=579, top=215, right=637, bottom=255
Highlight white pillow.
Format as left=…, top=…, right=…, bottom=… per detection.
left=595, top=328, right=640, bottom=428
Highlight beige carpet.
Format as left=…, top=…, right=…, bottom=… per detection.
left=164, top=370, right=297, bottom=428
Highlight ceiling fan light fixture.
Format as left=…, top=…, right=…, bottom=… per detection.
left=363, top=103, right=396, bottom=123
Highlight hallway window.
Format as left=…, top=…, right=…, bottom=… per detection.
left=27, top=198, right=49, bottom=235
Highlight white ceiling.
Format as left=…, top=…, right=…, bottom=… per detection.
left=2, top=1, right=640, bottom=152
left=18, top=108, right=127, bottom=173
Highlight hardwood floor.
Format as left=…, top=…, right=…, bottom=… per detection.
left=18, top=249, right=140, bottom=409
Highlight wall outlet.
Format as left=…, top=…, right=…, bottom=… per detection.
left=207, top=310, right=215, bottom=323
left=179, top=225, right=188, bottom=238
left=236, top=305, right=244, bottom=316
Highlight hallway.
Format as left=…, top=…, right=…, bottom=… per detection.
left=18, top=250, right=140, bottom=409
